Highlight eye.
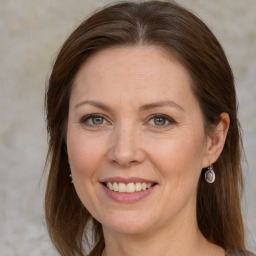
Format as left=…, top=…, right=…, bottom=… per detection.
left=153, top=117, right=167, bottom=126
left=148, top=114, right=175, bottom=127
left=81, top=114, right=108, bottom=126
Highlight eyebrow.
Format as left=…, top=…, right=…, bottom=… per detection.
left=74, top=100, right=112, bottom=112
left=139, top=101, right=185, bottom=112
left=74, top=100, right=184, bottom=112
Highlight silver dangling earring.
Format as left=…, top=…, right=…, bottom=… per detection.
left=205, top=164, right=215, bottom=183
left=68, top=165, right=73, bottom=184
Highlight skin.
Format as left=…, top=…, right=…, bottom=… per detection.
left=67, top=46, right=229, bottom=256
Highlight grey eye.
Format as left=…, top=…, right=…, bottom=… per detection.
left=147, top=114, right=175, bottom=127
left=82, top=114, right=107, bottom=126
left=153, top=117, right=167, bottom=126
left=91, top=116, right=104, bottom=125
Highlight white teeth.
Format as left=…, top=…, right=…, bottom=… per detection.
left=146, top=183, right=151, bottom=188
left=106, top=182, right=154, bottom=193
left=127, top=183, right=135, bottom=193
left=119, top=183, right=126, bottom=193
left=135, top=182, right=142, bottom=191
left=107, top=182, right=113, bottom=190
left=113, top=182, right=118, bottom=192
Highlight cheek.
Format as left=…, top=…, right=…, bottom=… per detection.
left=149, top=133, right=205, bottom=185
left=66, top=130, right=107, bottom=214
left=156, top=138, right=204, bottom=209
left=67, top=130, right=106, bottom=179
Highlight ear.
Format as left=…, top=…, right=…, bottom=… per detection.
left=202, top=113, right=230, bottom=168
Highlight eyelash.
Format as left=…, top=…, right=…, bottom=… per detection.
left=80, top=113, right=176, bottom=128
left=81, top=114, right=109, bottom=126
left=147, top=114, right=176, bottom=128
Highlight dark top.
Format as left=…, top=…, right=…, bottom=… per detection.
left=226, top=250, right=256, bottom=256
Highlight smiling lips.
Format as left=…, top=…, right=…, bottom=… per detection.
left=106, top=182, right=154, bottom=193
left=101, top=177, right=157, bottom=202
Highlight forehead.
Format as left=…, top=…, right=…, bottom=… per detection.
left=72, top=45, right=193, bottom=98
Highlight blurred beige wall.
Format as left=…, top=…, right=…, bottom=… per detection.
left=0, top=0, right=255, bottom=255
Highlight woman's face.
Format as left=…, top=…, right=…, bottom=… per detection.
left=67, top=46, right=211, bottom=235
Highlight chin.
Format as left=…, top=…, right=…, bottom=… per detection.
left=100, top=211, right=159, bottom=235
left=104, top=222, right=153, bottom=235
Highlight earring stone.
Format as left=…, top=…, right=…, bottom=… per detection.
left=205, top=164, right=215, bottom=183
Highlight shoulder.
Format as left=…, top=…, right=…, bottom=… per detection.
left=226, top=250, right=256, bottom=256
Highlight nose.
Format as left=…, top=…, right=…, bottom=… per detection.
left=107, top=124, right=146, bottom=167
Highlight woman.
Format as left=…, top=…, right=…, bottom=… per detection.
left=44, top=1, right=255, bottom=256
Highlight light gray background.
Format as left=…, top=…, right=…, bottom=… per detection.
left=0, top=0, right=255, bottom=255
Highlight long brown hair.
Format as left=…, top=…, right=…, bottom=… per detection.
left=45, top=1, right=245, bottom=255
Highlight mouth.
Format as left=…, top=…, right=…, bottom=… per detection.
left=100, top=178, right=158, bottom=202
left=102, top=181, right=157, bottom=193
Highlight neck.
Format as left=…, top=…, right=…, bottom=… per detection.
left=102, top=202, right=224, bottom=256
